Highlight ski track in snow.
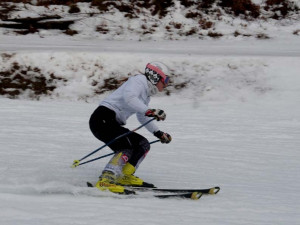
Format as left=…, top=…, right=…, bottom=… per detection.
left=0, top=37, right=300, bottom=225
left=1, top=98, right=300, bottom=224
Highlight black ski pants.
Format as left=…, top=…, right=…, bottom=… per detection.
left=89, top=106, right=150, bottom=167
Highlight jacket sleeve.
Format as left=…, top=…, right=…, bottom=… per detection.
left=122, top=76, right=149, bottom=114
left=136, top=112, right=159, bottom=134
left=123, top=76, right=160, bottom=134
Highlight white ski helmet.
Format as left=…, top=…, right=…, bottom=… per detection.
left=145, top=61, right=170, bottom=86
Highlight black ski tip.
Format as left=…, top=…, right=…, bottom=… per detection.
left=155, top=192, right=202, bottom=200
left=210, top=186, right=220, bottom=194
left=142, top=182, right=156, bottom=188
left=123, top=189, right=136, bottom=195
left=191, top=192, right=203, bottom=200
left=87, top=182, right=94, bottom=187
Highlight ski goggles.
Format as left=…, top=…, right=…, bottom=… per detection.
left=162, top=75, right=170, bottom=87
left=146, top=63, right=170, bottom=86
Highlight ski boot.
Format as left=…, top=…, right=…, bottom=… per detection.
left=117, top=163, right=155, bottom=188
left=96, top=171, right=127, bottom=194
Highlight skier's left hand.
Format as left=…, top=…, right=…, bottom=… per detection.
left=154, top=130, right=172, bottom=144
left=145, top=109, right=166, bottom=121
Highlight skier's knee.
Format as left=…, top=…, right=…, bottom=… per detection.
left=140, top=138, right=150, bottom=153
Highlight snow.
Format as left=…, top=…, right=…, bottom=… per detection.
left=1, top=2, right=300, bottom=225
left=1, top=91, right=300, bottom=224
left=1, top=1, right=300, bottom=40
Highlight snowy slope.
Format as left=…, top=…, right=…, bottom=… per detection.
left=1, top=38, right=300, bottom=225
left=1, top=35, right=300, bottom=101
left=0, top=86, right=300, bottom=225
left=1, top=1, right=300, bottom=224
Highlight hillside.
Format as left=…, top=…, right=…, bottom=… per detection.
left=0, top=0, right=299, bottom=40
left=1, top=1, right=300, bottom=225
left=0, top=0, right=299, bottom=100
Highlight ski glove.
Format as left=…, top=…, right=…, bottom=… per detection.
left=145, top=109, right=166, bottom=121
left=154, top=130, right=172, bottom=144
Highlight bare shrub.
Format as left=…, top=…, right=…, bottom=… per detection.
left=256, top=33, right=270, bottom=39
left=64, top=29, right=78, bottom=35
left=0, top=15, right=77, bottom=35
left=186, top=11, right=202, bottom=19
left=0, top=62, right=67, bottom=99
left=170, top=22, right=183, bottom=29
left=0, top=0, right=31, bottom=2
left=69, top=4, right=81, bottom=14
left=96, top=24, right=109, bottom=34
left=92, top=0, right=174, bottom=18
left=179, top=0, right=196, bottom=7
left=145, top=0, right=175, bottom=17
left=199, top=18, right=214, bottom=29
left=234, top=30, right=252, bottom=37
left=219, top=0, right=260, bottom=18
left=208, top=31, right=223, bottom=38
left=95, top=77, right=128, bottom=94
left=37, top=0, right=90, bottom=6
left=0, top=2, right=17, bottom=20
left=199, top=0, right=216, bottom=9
left=185, top=27, right=198, bottom=36
left=293, top=30, right=300, bottom=35
left=174, top=82, right=188, bottom=90
left=179, top=0, right=215, bottom=9
left=264, top=0, right=298, bottom=19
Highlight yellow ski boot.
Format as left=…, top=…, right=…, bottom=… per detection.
left=117, top=163, right=155, bottom=188
left=95, top=171, right=126, bottom=194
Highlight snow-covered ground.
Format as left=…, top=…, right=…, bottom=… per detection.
left=0, top=85, right=300, bottom=224
left=1, top=35, right=300, bottom=101
left=1, top=36, right=300, bottom=224
left=1, top=2, right=300, bottom=224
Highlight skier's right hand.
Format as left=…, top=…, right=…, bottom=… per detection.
left=145, top=109, right=166, bottom=121
left=154, top=130, right=172, bottom=144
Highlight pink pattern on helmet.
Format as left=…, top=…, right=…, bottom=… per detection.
left=146, top=63, right=168, bottom=82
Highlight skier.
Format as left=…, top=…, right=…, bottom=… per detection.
left=89, top=62, right=172, bottom=194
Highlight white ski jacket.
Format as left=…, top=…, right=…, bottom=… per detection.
left=100, top=74, right=159, bottom=134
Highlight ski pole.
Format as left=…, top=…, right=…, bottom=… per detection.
left=74, top=140, right=160, bottom=167
left=71, top=118, right=155, bottom=168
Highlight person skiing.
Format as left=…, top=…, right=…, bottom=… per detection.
left=89, top=61, right=172, bottom=194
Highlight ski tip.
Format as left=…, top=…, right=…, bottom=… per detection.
left=142, top=182, right=156, bottom=188
left=209, top=186, right=220, bottom=195
left=191, top=192, right=203, bottom=200
left=123, top=189, right=136, bottom=195
left=71, top=160, right=80, bottom=168
left=87, top=182, right=94, bottom=187
left=154, top=192, right=202, bottom=200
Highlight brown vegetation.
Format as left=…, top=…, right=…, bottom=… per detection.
left=69, top=4, right=81, bottom=14
left=208, top=31, right=223, bottom=38
left=293, top=29, right=300, bottom=35
left=0, top=3, right=17, bottom=20
left=94, top=77, right=128, bottom=94
left=0, top=16, right=76, bottom=35
left=264, top=0, right=299, bottom=19
left=0, top=61, right=67, bottom=99
left=91, top=0, right=174, bottom=18
left=36, top=0, right=90, bottom=6
left=256, top=33, right=270, bottom=39
left=219, top=0, right=260, bottom=18
left=0, top=0, right=298, bottom=39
